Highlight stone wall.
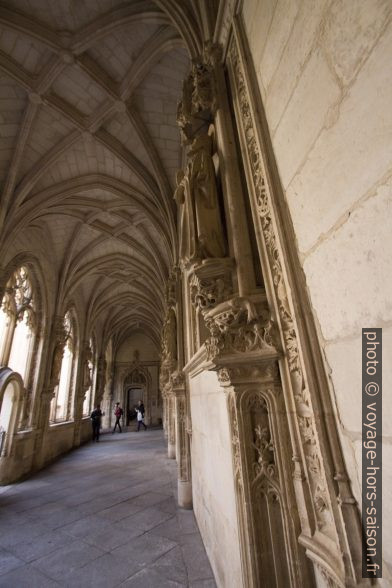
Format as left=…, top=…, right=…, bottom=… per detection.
left=189, top=369, right=242, bottom=588
left=116, top=332, right=159, bottom=363
left=243, top=0, right=392, bottom=581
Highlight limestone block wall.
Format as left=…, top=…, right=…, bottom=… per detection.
left=189, top=369, right=242, bottom=588
left=243, top=0, right=392, bottom=581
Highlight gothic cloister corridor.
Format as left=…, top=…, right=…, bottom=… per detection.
left=0, top=429, right=215, bottom=587
left=0, top=0, right=391, bottom=586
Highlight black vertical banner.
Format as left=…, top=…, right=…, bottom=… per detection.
left=362, top=328, right=382, bottom=578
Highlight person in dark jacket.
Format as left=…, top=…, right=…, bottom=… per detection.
left=135, top=400, right=147, bottom=431
left=91, top=404, right=103, bottom=442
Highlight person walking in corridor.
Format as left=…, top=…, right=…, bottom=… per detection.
left=136, top=400, right=147, bottom=431
left=91, top=404, right=103, bottom=442
left=112, top=402, right=123, bottom=433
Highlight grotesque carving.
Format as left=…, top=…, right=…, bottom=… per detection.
left=190, top=275, right=228, bottom=311
left=204, top=296, right=278, bottom=361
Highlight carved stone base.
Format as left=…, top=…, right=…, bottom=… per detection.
left=168, top=441, right=176, bottom=460
left=178, top=480, right=193, bottom=509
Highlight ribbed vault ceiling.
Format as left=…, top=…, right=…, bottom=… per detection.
left=0, top=0, right=212, bottom=350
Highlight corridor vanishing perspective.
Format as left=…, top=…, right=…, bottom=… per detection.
left=0, top=429, right=215, bottom=587
left=0, top=1, right=391, bottom=587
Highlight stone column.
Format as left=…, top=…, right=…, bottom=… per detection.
left=162, top=391, right=168, bottom=439
left=172, top=372, right=192, bottom=509
left=73, top=341, right=92, bottom=446
left=33, top=316, right=67, bottom=468
left=95, top=355, right=107, bottom=406
left=166, top=392, right=176, bottom=460
left=32, top=387, right=54, bottom=470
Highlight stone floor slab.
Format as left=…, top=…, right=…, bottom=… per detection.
left=0, top=430, right=216, bottom=587
left=0, top=548, right=24, bottom=576
left=121, top=567, right=185, bottom=587
left=6, top=530, right=74, bottom=563
left=0, top=564, right=60, bottom=587
left=30, top=540, right=104, bottom=580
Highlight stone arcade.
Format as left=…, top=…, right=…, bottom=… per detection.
left=0, top=1, right=390, bottom=587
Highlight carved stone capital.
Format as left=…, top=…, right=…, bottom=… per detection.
left=189, top=258, right=233, bottom=312
left=203, top=293, right=280, bottom=361
left=203, top=41, right=223, bottom=68
left=170, top=370, right=186, bottom=393
left=41, top=387, right=56, bottom=401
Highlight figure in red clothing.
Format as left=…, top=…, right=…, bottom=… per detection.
left=112, top=402, right=123, bottom=433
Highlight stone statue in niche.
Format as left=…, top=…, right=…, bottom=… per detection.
left=162, top=307, right=177, bottom=362
left=175, top=132, right=226, bottom=263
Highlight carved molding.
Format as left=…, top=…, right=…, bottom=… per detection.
left=226, top=25, right=362, bottom=585
left=229, top=33, right=334, bottom=530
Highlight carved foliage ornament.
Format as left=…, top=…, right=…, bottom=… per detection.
left=247, top=393, right=278, bottom=484
left=190, top=274, right=230, bottom=312
left=204, top=297, right=278, bottom=360
left=228, top=392, right=242, bottom=488
left=176, top=46, right=220, bottom=137
left=2, top=266, right=36, bottom=329
left=229, top=39, right=332, bottom=532
left=161, top=306, right=177, bottom=365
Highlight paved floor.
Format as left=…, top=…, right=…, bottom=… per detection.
left=0, top=429, right=216, bottom=587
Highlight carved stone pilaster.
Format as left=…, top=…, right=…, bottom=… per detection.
left=73, top=341, right=92, bottom=446
left=218, top=359, right=312, bottom=587
left=161, top=390, right=168, bottom=438
left=49, top=316, right=68, bottom=390
left=95, top=355, right=107, bottom=406
left=166, top=391, right=176, bottom=460
left=32, top=386, right=56, bottom=468
left=172, top=371, right=192, bottom=509
left=227, top=28, right=364, bottom=586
